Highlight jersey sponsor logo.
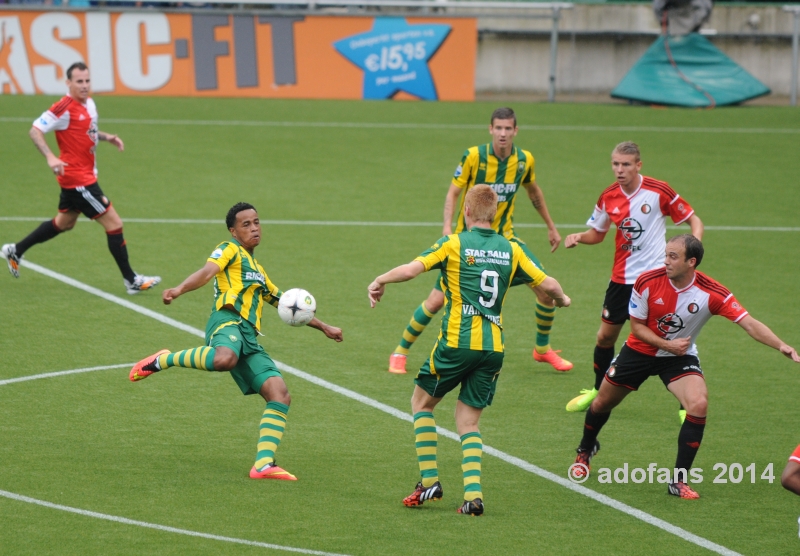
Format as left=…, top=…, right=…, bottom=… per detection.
left=628, top=300, right=637, bottom=309
left=466, top=255, right=476, bottom=265
left=210, top=248, right=224, bottom=259
left=245, top=271, right=265, bottom=284
left=640, top=203, right=651, bottom=214
left=620, top=244, right=641, bottom=252
left=619, top=217, right=644, bottom=241
left=687, top=302, right=699, bottom=314
left=464, top=248, right=510, bottom=260
left=612, top=207, right=620, bottom=214
left=654, top=298, right=664, bottom=305
left=87, top=122, right=98, bottom=143
left=454, top=164, right=463, bottom=178
left=479, top=162, right=486, bottom=170
left=657, top=312, right=685, bottom=335
left=39, top=117, right=48, bottom=126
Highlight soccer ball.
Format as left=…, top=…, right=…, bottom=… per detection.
left=277, top=288, right=316, bottom=327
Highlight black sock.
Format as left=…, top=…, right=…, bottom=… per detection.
left=579, top=407, right=611, bottom=451
left=106, top=228, right=136, bottom=283
left=16, top=219, right=62, bottom=256
left=674, top=414, right=705, bottom=481
left=593, top=345, right=615, bottom=390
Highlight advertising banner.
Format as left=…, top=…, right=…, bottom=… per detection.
left=0, top=10, right=475, bottom=100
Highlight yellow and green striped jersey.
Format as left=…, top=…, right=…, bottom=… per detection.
left=451, top=143, right=535, bottom=239
left=415, top=226, right=547, bottom=352
left=207, top=239, right=282, bottom=332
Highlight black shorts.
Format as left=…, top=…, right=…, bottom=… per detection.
left=58, top=183, right=111, bottom=220
left=604, top=344, right=704, bottom=391
left=601, top=281, right=634, bottom=325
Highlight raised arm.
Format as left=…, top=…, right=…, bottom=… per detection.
left=162, top=261, right=219, bottom=304
left=29, top=126, right=66, bottom=175
left=368, top=260, right=426, bottom=308
left=523, top=181, right=560, bottom=253
left=442, top=184, right=463, bottom=236
left=686, top=213, right=704, bottom=241
left=565, top=228, right=607, bottom=248
left=737, top=315, right=800, bottom=362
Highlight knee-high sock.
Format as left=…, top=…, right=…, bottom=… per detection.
left=156, top=347, right=216, bottom=371
left=579, top=407, right=611, bottom=451
left=593, top=345, right=615, bottom=390
left=16, top=219, right=62, bottom=256
left=461, top=432, right=483, bottom=502
left=674, top=414, right=706, bottom=482
left=395, top=302, right=436, bottom=356
left=106, top=227, right=136, bottom=283
left=534, top=302, right=556, bottom=354
left=414, top=412, right=438, bottom=487
left=255, top=402, right=289, bottom=471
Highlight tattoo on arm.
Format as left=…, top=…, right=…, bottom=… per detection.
left=30, top=129, right=53, bottom=158
left=531, top=195, right=542, bottom=210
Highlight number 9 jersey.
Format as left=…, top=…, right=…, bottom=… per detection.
left=415, top=227, right=546, bottom=352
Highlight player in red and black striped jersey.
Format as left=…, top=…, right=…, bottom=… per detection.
left=1, top=62, right=159, bottom=295
left=572, top=235, right=799, bottom=499
left=563, top=142, right=704, bottom=413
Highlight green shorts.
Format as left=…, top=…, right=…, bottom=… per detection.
left=205, top=310, right=282, bottom=396
left=433, top=236, right=544, bottom=290
left=415, top=341, right=504, bottom=409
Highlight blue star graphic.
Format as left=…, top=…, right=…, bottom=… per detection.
left=334, top=17, right=450, bottom=100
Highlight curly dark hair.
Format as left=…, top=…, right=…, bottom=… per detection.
left=226, top=202, right=257, bottom=229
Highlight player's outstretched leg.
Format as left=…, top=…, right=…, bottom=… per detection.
left=250, top=401, right=296, bottom=480
left=404, top=411, right=442, bottom=506
left=1, top=244, right=21, bottom=278
left=567, top=345, right=614, bottom=412
left=390, top=302, right=437, bottom=374
left=129, top=347, right=217, bottom=381
left=532, top=300, right=572, bottom=372
left=457, top=432, right=484, bottom=515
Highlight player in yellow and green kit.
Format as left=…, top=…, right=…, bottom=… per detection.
left=129, top=202, right=343, bottom=480
left=369, top=185, right=571, bottom=515
left=388, top=107, right=572, bottom=375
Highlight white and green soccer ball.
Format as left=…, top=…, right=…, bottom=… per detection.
left=277, top=288, right=316, bottom=327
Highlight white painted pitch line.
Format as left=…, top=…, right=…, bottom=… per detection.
left=0, top=253, right=741, bottom=556
left=0, top=216, right=797, bottom=233
left=1, top=116, right=799, bottom=134
left=0, top=490, right=348, bottom=556
left=0, top=363, right=132, bottom=386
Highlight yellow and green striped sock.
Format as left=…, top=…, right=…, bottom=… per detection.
left=461, top=432, right=483, bottom=501
left=534, top=302, right=556, bottom=355
left=414, top=411, right=439, bottom=487
left=158, top=347, right=216, bottom=371
left=396, top=302, right=436, bottom=355
left=255, top=401, right=289, bottom=471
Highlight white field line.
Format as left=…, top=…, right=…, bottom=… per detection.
left=0, top=253, right=741, bottom=556
left=1, top=116, right=799, bottom=135
left=0, top=216, right=797, bottom=233
left=0, top=363, right=132, bottom=386
left=0, top=490, right=348, bottom=556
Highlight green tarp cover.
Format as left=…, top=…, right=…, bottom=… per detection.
left=611, top=34, right=770, bottom=107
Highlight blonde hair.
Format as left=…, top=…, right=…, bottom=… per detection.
left=465, top=184, right=498, bottom=223
left=612, top=141, right=641, bottom=162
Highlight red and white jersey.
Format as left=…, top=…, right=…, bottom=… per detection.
left=33, top=96, right=99, bottom=189
left=587, top=176, right=694, bottom=284
left=627, top=268, right=748, bottom=357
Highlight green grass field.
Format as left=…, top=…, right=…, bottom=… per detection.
left=1, top=96, right=799, bottom=555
